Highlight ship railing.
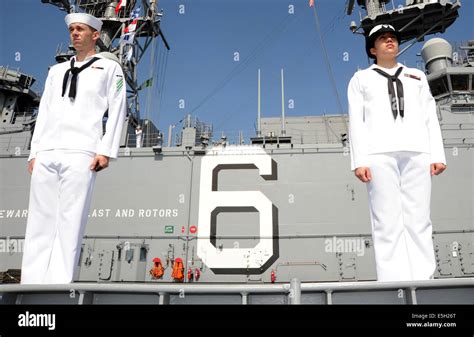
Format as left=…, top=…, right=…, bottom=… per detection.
left=0, top=66, right=38, bottom=93
left=0, top=277, right=473, bottom=305
left=195, top=130, right=347, bottom=147
left=126, top=132, right=163, bottom=148
left=174, top=130, right=256, bottom=148
left=448, top=106, right=474, bottom=114
left=253, top=130, right=346, bottom=145
left=0, top=66, right=11, bottom=80
left=443, top=137, right=474, bottom=146
left=0, top=66, right=20, bottom=82
left=78, top=0, right=139, bottom=20
left=170, top=128, right=348, bottom=148
left=452, top=40, right=474, bottom=66
left=441, top=122, right=474, bottom=130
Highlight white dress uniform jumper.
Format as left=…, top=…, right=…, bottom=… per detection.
left=21, top=53, right=127, bottom=284
left=348, top=63, right=446, bottom=282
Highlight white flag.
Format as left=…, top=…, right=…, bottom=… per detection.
left=120, top=32, right=135, bottom=45
left=126, top=47, right=133, bottom=62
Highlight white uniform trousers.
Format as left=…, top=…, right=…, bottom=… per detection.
left=21, top=150, right=96, bottom=284
left=367, top=151, right=436, bottom=282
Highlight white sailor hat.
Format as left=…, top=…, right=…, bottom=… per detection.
left=365, top=24, right=401, bottom=59
left=65, top=13, right=103, bottom=32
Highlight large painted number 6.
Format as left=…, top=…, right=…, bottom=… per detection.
left=197, top=147, right=279, bottom=274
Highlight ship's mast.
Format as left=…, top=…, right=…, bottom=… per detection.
left=348, top=0, right=461, bottom=56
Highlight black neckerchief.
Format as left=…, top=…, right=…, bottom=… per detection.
left=62, top=57, right=100, bottom=99
left=373, top=66, right=404, bottom=119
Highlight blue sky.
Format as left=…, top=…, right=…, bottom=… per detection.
left=1, top=0, right=473, bottom=143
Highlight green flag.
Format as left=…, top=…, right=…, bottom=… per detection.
left=138, top=78, right=153, bottom=90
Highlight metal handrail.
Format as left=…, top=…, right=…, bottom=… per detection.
left=1, top=277, right=473, bottom=305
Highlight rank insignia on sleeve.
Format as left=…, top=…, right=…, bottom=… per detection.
left=404, top=73, right=421, bottom=81
left=116, top=78, right=124, bottom=92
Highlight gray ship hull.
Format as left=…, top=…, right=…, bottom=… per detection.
left=1, top=0, right=473, bottom=307
left=1, top=142, right=473, bottom=286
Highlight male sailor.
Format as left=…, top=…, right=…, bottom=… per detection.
left=21, top=13, right=127, bottom=284
left=347, top=24, right=446, bottom=281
